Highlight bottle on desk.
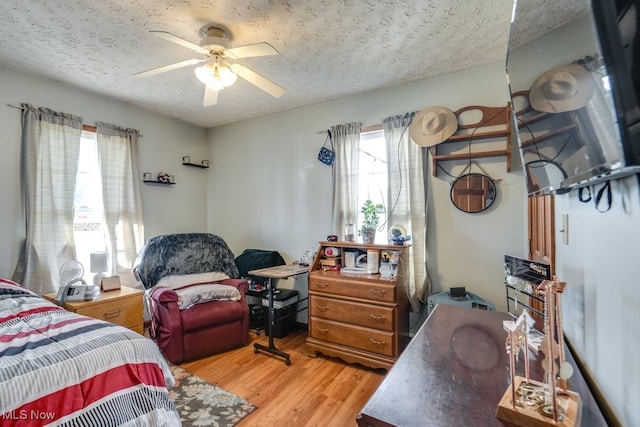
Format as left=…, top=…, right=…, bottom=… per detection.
left=344, top=223, right=356, bottom=242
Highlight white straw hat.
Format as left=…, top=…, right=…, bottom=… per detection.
left=529, top=64, right=595, bottom=113
left=410, top=106, right=458, bottom=147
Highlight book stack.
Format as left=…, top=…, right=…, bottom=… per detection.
left=319, top=257, right=341, bottom=267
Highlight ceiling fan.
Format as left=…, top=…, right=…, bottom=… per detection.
left=135, top=26, right=285, bottom=106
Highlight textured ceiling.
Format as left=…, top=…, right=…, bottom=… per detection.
left=0, top=0, right=584, bottom=128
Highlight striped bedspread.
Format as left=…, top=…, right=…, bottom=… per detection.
left=0, top=279, right=181, bottom=426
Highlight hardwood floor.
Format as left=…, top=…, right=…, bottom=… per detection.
left=181, top=327, right=387, bottom=427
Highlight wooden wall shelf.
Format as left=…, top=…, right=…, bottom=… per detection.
left=511, top=89, right=586, bottom=197
left=143, top=180, right=175, bottom=186
left=429, top=104, right=513, bottom=177
left=511, top=91, right=582, bottom=151
left=445, top=127, right=510, bottom=142
left=519, top=123, right=579, bottom=149
left=182, top=162, right=209, bottom=169
left=431, top=149, right=509, bottom=163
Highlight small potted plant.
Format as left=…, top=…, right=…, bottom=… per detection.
left=359, top=199, right=384, bottom=244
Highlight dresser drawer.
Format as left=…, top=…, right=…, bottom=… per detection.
left=310, top=295, right=394, bottom=331
left=309, top=274, right=395, bottom=303
left=75, top=296, right=142, bottom=329
left=309, top=317, right=395, bottom=357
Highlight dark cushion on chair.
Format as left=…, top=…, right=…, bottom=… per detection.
left=133, top=233, right=239, bottom=289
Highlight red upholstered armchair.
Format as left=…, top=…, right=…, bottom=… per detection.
left=133, top=233, right=250, bottom=364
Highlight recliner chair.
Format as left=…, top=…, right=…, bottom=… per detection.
left=132, top=233, right=250, bottom=364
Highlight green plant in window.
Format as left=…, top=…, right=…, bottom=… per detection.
left=359, top=199, right=384, bottom=243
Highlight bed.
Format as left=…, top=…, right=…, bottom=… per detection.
left=0, top=278, right=180, bottom=426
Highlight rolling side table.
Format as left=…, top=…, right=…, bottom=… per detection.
left=249, top=263, right=309, bottom=365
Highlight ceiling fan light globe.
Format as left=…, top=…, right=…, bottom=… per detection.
left=195, top=64, right=214, bottom=85
left=208, top=79, right=224, bottom=91
left=219, top=66, right=237, bottom=87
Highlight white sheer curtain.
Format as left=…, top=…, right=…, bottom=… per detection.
left=330, top=122, right=362, bottom=239
left=383, top=112, right=430, bottom=312
left=12, top=105, right=83, bottom=294
left=96, top=122, right=144, bottom=276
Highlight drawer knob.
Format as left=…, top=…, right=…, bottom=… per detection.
left=315, top=327, right=329, bottom=334
left=369, top=289, right=386, bottom=297
left=369, top=314, right=386, bottom=321
left=316, top=282, right=329, bottom=289
left=104, top=309, right=121, bottom=319
left=370, top=338, right=387, bottom=346
left=316, top=305, right=329, bottom=312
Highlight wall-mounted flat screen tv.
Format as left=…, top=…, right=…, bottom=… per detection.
left=506, top=0, right=640, bottom=195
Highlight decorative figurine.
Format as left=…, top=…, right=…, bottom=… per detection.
left=157, top=172, right=171, bottom=183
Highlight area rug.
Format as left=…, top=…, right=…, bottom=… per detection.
left=169, top=364, right=257, bottom=426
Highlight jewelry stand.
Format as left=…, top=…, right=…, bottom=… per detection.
left=496, top=279, right=581, bottom=426
left=497, top=376, right=581, bottom=427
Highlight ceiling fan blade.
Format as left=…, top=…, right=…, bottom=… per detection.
left=135, top=58, right=203, bottom=78
left=203, top=85, right=219, bottom=106
left=150, top=31, right=209, bottom=55
left=230, top=63, right=285, bottom=98
left=226, top=42, right=279, bottom=59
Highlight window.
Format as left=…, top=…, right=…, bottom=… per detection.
left=15, top=107, right=144, bottom=295
left=358, top=127, right=388, bottom=243
left=330, top=117, right=427, bottom=311
left=73, top=129, right=107, bottom=275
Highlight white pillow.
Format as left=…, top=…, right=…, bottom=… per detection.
left=175, top=284, right=241, bottom=310
left=155, top=272, right=230, bottom=290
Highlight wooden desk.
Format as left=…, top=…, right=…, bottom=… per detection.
left=356, top=304, right=607, bottom=427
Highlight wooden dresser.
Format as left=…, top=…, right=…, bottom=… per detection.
left=306, top=241, right=409, bottom=370
left=44, top=286, right=144, bottom=334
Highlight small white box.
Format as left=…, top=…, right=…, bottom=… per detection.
left=344, top=251, right=357, bottom=268
left=366, top=249, right=379, bottom=274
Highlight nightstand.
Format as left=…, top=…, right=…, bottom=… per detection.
left=44, top=286, right=144, bottom=334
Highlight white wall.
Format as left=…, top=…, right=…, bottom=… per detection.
left=555, top=177, right=640, bottom=426
left=206, top=62, right=527, bottom=317
left=0, top=66, right=209, bottom=279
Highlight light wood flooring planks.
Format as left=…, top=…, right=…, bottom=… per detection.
left=181, top=327, right=386, bottom=427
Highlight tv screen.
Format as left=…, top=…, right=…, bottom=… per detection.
left=594, top=0, right=640, bottom=162
left=506, top=0, right=640, bottom=195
